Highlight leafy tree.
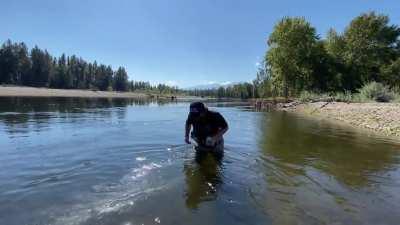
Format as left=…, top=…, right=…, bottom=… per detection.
left=380, top=58, right=400, bottom=88
left=266, top=17, right=318, bottom=97
left=343, top=12, right=400, bottom=89
left=324, top=29, right=348, bottom=90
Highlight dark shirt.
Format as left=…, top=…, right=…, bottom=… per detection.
left=186, top=110, right=228, bottom=144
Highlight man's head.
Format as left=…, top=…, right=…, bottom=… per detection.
left=189, top=102, right=207, bottom=117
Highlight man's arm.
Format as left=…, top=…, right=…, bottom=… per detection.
left=213, top=125, right=228, bottom=140
left=212, top=113, right=228, bottom=141
left=185, top=119, right=191, bottom=144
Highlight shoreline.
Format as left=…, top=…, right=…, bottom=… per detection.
left=0, top=86, right=177, bottom=99
left=279, top=101, right=400, bottom=139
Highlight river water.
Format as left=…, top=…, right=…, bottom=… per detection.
left=0, top=97, right=399, bottom=225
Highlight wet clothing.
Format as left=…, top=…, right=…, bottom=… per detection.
left=186, top=110, right=228, bottom=147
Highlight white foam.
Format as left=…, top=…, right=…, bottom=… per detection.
left=53, top=159, right=178, bottom=225
left=131, top=162, right=162, bottom=180
left=135, top=156, right=146, bottom=161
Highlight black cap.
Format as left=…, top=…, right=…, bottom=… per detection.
left=189, top=102, right=207, bottom=114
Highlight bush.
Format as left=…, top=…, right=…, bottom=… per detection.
left=394, top=93, right=400, bottom=103
left=357, top=82, right=394, bottom=102
left=333, top=91, right=353, bottom=102
left=299, top=91, right=331, bottom=102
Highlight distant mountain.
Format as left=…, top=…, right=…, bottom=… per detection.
left=185, top=82, right=237, bottom=90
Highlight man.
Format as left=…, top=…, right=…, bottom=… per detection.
left=185, top=102, right=228, bottom=155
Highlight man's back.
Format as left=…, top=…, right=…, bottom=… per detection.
left=187, top=110, right=228, bottom=144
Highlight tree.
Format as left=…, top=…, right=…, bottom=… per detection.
left=113, top=67, right=128, bottom=91
left=343, top=11, right=400, bottom=89
left=254, top=63, right=273, bottom=98
left=30, top=46, right=53, bottom=87
left=324, top=28, right=348, bottom=90
left=0, top=40, right=31, bottom=85
left=380, top=58, right=400, bottom=88
left=266, top=17, right=319, bottom=97
left=53, top=54, right=70, bottom=88
left=95, top=64, right=113, bottom=91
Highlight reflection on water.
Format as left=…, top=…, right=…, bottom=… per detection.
left=261, top=112, right=399, bottom=187
left=0, top=97, right=399, bottom=225
left=184, top=153, right=223, bottom=209
left=254, top=112, right=400, bottom=225
left=0, top=97, right=177, bottom=135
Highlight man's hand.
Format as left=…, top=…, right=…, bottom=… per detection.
left=185, top=136, right=191, bottom=144
left=205, top=136, right=218, bottom=146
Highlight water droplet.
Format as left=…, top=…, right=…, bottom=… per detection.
left=154, top=217, right=161, bottom=223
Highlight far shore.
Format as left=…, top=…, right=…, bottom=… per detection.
left=0, top=86, right=182, bottom=99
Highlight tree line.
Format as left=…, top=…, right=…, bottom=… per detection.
left=0, top=40, right=179, bottom=94
left=187, top=83, right=258, bottom=99
left=262, top=11, right=400, bottom=98
left=190, top=11, right=400, bottom=99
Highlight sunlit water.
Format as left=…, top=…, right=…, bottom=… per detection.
left=0, top=97, right=399, bottom=225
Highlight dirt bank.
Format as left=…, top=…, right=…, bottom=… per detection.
left=281, top=101, right=400, bottom=138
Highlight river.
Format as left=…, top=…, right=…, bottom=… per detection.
left=0, top=97, right=399, bottom=225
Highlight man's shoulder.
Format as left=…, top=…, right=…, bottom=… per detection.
left=207, top=110, right=221, bottom=116
left=207, top=110, right=224, bottom=119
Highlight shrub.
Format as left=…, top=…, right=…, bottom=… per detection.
left=299, top=91, right=331, bottom=102
left=334, top=91, right=353, bottom=102
left=357, top=82, right=394, bottom=102
left=393, top=93, right=400, bottom=103
left=299, top=91, right=315, bottom=102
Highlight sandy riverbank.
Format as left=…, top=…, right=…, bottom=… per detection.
left=0, top=86, right=155, bottom=98
left=281, top=101, right=400, bottom=138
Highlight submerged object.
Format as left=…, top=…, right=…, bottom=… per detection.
left=191, top=136, right=224, bottom=154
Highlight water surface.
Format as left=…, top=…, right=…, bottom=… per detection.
left=0, top=97, right=399, bottom=225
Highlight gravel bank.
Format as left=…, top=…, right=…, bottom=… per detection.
left=282, top=102, right=400, bottom=138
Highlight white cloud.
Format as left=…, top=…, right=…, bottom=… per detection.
left=165, top=80, right=179, bottom=86
left=221, top=81, right=232, bottom=86
left=147, top=80, right=180, bottom=87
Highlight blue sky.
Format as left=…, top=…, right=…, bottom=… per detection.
left=1, top=0, right=399, bottom=88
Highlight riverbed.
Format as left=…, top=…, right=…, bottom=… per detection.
left=0, top=97, right=399, bottom=225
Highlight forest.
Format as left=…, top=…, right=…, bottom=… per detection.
left=0, top=41, right=179, bottom=94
